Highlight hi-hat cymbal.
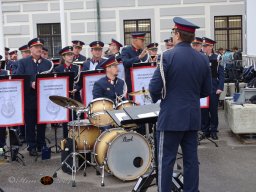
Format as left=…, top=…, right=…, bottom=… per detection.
left=129, top=89, right=150, bottom=96
left=49, top=95, right=85, bottom=110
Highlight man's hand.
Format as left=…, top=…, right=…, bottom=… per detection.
left=32, top=82, right=36, bottom=89
left=138, top=48, right=148, bottom=59
left=216, top=89, right=222, bottom=95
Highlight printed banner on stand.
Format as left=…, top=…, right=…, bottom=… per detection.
left=37, top=77, right=69, bottom=124
left=131, top=66, right=156, bottom=105
left=200, top=97, right=210, bottom=108
left=0, top=79, right=24, bottom=127
left=82, top=73, right=105, bottom=106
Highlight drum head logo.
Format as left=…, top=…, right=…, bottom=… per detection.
left=0, top=96, right=15, bottom=118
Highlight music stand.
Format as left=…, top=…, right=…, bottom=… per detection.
left=0, top=75, right=28, bottom=166
left=36, top=72, right=74, bottom=153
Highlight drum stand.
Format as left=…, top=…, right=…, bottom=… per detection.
left=52, top=106, right=87, bottom=187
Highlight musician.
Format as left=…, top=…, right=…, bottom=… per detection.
left=191, top=37, right=203, bottom=52
left=0, top=55, right=9, bottom=149
left=16, top=37, right=53, bottom=156
left=201, top=37, right=224, bottom=140
left=121, top=32, right=148, bottom=96
left=19, top=45, right=31, bottom=58
left=72, top=40, right=86, bottom=61
left=41, top=47, right=49, bottom=59
left=107, top=38, right=125, bottom=80
left=146, top=42, right=159, bottom=63
left=164, top=37, right=174, bottom=50
left=0, top=55, right=8, bottom=75
left=54, top=46, right=81, bottom=138
left=82, top=41, right=106, bottom=71
left=149, top=17, right=211, bottom=192
left=92, top=55, right=126, bottom=104
left=5, top=50, right=17, bottom=73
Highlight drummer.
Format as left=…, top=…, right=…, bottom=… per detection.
left=54, top=46, right=81, bottom=138
left=92, top=55, right=127, bottom=105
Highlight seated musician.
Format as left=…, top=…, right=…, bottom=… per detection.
left=92, top=55, right=127, bottom=105
left=54, top=46, right=81, bottom=138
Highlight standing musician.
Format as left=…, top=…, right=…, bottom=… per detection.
left=19, top=45, right=31, bottom=59
left=164, top=37, right=174, bottom=50
left=121, top=32, right=148, bottom=96
left=16, top=37, right=53, bottom=156
left=54, top=46, right=81, bottom=138
left=191, top=37, right=203, bottom=52
left=82, top=41, right=106, bottom=71
left=106, top=39, right=125, bottom=80
left=41, top=47, right=49, bottom=59
left=5, top=50, right=18, bottom=74
left=0, top=55, right=8, bottom=150
left=146, top=42, right=159, bottom=63
left=92, top=55, right=126, bottom=104
left=201, top=37, right=224, bottom=140
left=12, top=45, right=31, bottom=75
left=72, top=40, right=86, bottom=61
left=149, top=17, right=211, bottom=192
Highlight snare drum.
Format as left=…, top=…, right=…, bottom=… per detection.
left=88, top=98, right=115, bottom=127
left=93, top=128, right=152, bottom=181
left=68, top=119, right=101, bottom=150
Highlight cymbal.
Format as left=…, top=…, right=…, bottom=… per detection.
left=49, top=95, right=85, bottom=110
left=129, top=89, right=150, bottom=96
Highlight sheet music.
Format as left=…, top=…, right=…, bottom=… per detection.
left=115, top=112, right=128, bottom=122
left=137, top=112, right=157, bottom=118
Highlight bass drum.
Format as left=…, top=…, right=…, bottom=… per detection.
left=93, top=128, right=152, bottom=181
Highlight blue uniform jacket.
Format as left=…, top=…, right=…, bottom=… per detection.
left=54, top=64, right=81, bottom=91
left=208, top=54, right=224, bottom=93
left=16, top=56, right=53, bottom=109
left=121, top=45, right=148, bottom=92
left=82, top=58, right=106, bottom=71
left=92, top=76, right=126, bottom=104
left=149, top=42, right=212, bottom=131
left=73, top=54, right=86, bottom=62
left=0, top=69, right=8, bottom=76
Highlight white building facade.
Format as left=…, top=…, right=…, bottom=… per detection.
left=1, top=0, right=245, bottom=58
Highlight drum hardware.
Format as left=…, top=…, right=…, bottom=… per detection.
left=49, top=95, right=98, bottom=187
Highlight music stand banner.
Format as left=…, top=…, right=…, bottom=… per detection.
left=82, top=73, right=105, bottom=106
left=130, top=66, right=156, bottom=105
left=0, top=79, right=24, bottom=127
left=200, top=97, right=210, bottom=108
left=37, top=76, right=69, bottom=124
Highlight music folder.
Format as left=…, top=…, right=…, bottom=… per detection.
left=106, top=109, right=133, bottom=127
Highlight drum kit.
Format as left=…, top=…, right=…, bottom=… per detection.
left=49, top=89, right=154, bottom=187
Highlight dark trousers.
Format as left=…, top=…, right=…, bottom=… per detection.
left=25, top=108, right=46, bottom=150
left=0, top=128, right=6, bottom=148
left=157, top=130, right=199, bottom=192
left=201, top=93, right=220, bottom=133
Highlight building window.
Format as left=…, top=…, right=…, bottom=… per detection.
left=37, top=23, right=61, bottom=58
left=214, top=16, right=242, bottom=51
left=124, top=19, right=151, bottom=46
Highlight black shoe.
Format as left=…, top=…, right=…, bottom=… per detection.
left=211, top=132, right=218, bottom=140
left=199, top=132, right=210, bottom=140
left=29, top=148, right=38, bottom=156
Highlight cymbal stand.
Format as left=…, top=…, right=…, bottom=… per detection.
left=52, top=106, right=87, bottom=187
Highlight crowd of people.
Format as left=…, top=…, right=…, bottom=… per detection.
left=0, top=16, right=240, bottom=192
